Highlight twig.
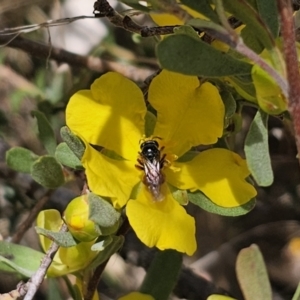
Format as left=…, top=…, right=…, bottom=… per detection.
left=10, top=189, right=52, bottom=244
left=277, top=0, right=300, bottom=161
left=93, top=0, right=180, bottom=37
left=0, top=35, right=155, bottom=82
left=84, top=217, right=131, bottom=300
left=0, top=15, right=96, bottom=36
left=17, top=223, right=68, bottom=300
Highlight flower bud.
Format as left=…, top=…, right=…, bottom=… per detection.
left=64, top=195, right=99, bottom=242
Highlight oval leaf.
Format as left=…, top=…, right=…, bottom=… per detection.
left=55, top=142, right=83, bottom=169
left=244, top=110, right=273, bottom=186
left=255, top=0, right=279, bottom=38
left=88, top=193, right=121, bottom=228
left=188, top=191, right=255, bottom=216
left=31, top=156, right=65, bottom=188
left=236, top=244, right=272, bottom=300
left=35, top=227, right=77, bottom=247
left=0, top=241, right=44, bottom=278
left=220, top=90, right=237, bottom=119
left=60, top=126, right=85, bottom=160
left=6, top=147, right=39, bottom=173
left=32, top=111, right=57, bottom=155
left=157, top=34, right=252, bottom=77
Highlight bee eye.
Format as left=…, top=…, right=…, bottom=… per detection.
left=153, top=140, right=159, bottom=147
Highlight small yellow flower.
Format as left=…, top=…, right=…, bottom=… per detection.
left=37, top=210, right=98, bottom=277
left=64, top=195, right=99, bottom=242
left=66, top=70, right=256, bottom=255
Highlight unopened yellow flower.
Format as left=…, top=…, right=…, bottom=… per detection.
left=37, top=210, right=98, bottom=277
left=66, top=70, right=256, bottom=255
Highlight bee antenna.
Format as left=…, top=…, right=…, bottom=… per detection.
left=152, top=136, right=162, bottom=141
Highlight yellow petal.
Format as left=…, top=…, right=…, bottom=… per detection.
left=37, top=209, right=63, bottom=254
left=126, top=185, right=196, bottom=256
left=151, top=5, right=207, bottom=26
left=82, top=143, right=141, bottom=209
left=149, top=70, right=224, bottom=157
left=119, top=292, right=154, bottom=300
left=166, top=148, right=257, bottom=207
left=47, top=240, right=98, bottom=277
left=66, top=72, right=146, bottom=160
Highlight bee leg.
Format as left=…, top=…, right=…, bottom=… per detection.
left=135, top=158, right=145, bottom=170
left=159, top=153, right=167, bottom=169
left=135, top=164, right=144, bottom=170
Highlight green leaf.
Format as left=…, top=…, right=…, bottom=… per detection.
left=48, top=278, right=64, bottom=300
left=244, top=110, right=273, bottom=186
left=220, top=90, right=236, bottom=119
left=31, top=156, right=65, bottom=188
left=252, top=65, right=287, bottom=114
left=88, top=193, right=121, bottom=229
left=101, top=148, right=125, bottom=160
left=157, top=34, right=252, bottom=77
left=180, top=0, right=220, bottom=23
left=35, top=227, right=77, bottom=247
left=55, top=142, right=83, bottom=170
left=236, top=244, right=272, bottom=300
left=241, top=26, right=264, bottom=54
left=256, top=0, right=279, bottom=38
left=5, top=147, right=39, bottom=173
left=226, top=76, right=257, bottom=102
left=86, top=235, right=124, bottom=270
left=221, top=0, right=275, bottom=50
left=0, top=241, right=44, bottom=278
left=32, top=111, right=57, bottom=155
left=140, top=250, right=182, bottom=300
left=187, top=19, right=231, bottom=44
left=173, top=25, right=200, bottom=38
left=188, top=191, right=256, bottom=216
left=60, top=126, right=85, bottom=160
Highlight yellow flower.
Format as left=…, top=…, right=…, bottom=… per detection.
left=66, top=70, right=256, bottom=255
left=37, top=210, right=99, bottom=277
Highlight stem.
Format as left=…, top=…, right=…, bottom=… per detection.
left=277, top=0, right=300, bottom=162
left=18, top=223, right=68, bottom=300
left=84, top=217, right=131, bottom=300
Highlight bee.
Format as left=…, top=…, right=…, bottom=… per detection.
left=136, top=139, right=167, bottom=201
